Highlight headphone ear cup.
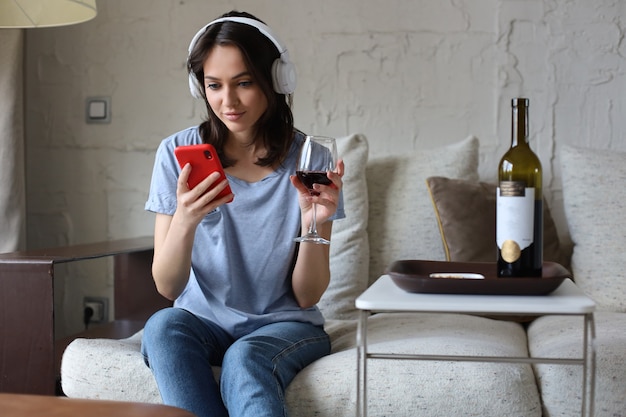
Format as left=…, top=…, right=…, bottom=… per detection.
left=271, top=58, right=297, bottom=94
left=189, top=73, right=204, bottom=99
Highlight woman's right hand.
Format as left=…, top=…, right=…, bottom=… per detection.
left=174, top=163, right=233, bottom=226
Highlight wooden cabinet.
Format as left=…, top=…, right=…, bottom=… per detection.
left=0, top=237, right=171, bottom=395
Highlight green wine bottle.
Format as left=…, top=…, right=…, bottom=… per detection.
left=497, top=98, right=543, bottom=277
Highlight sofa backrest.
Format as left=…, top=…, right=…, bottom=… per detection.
left=320, top=134, right=480, bottom=320
left=560, top=145, right=626, bottom=313
left=365, top=135, right=480, bottom=286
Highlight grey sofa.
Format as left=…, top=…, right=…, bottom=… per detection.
left=61, top=134, right=626, bottom=416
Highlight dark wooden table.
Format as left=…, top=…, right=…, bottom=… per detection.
left=0, top=393, right=195, bottom=417
left=0, top=237, right=171, bottom=395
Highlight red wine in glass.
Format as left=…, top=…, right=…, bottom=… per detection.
left=296, top=171, right=332, bottom=196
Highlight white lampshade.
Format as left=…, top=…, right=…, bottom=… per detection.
left=0, top=0, right=97, bottom=28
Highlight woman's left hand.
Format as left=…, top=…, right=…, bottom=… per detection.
left=290, top=159, right=344, bottom=225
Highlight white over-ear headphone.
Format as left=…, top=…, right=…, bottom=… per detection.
left=187, top=16, right=297, bottom=98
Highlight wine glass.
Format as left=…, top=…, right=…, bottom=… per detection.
left=294, top=135, right=338, bottom=245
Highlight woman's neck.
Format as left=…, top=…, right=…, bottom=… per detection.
left=224, top=136, right=274, bottom=183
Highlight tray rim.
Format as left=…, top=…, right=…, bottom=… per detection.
left=387, top=260, right=570, bottom=296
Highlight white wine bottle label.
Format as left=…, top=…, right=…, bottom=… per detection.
left=496, top=182, right=535, bottom=262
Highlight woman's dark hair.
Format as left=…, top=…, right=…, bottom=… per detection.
left=187, top=11, right=294, bottom=168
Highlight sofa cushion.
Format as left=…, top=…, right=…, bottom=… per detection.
left=61, top=319, right=359, bottom=405
left=366, top=136, right=479, bottom=285
left=287, top=312, right=541, bottom=417
left=561, top=145, right=626, bottom=312
left=322, top=134, right=370, bottom=320
left=63, top=314, right=542, bottom=417
left=527, top=312, right=626, bottom=416
left=425, top=176, right=565, bottom=266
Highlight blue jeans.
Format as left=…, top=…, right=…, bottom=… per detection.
left=141, top=308, right=330, bottom=417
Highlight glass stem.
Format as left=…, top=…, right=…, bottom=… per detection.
left=309, top=203, right=318, bottom=235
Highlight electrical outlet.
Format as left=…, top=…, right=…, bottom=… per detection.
left=84, top=297, right=109, bottom=324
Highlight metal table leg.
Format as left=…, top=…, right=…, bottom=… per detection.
left=356, top=310, right=369, bottom=417
left=583, top=312, right=596, bottom=417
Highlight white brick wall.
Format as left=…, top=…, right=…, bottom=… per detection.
left=23, top=0, right=626, bottom=336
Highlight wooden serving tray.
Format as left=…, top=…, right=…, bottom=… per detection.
left=387, top=260, right=570, bottom=295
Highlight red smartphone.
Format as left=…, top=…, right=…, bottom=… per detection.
left=174, top=144, right=233, bottom=202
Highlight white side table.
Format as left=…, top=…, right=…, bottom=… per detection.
left=355, top=276, right=596, bottom=417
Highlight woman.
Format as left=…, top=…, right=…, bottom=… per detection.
left=141, top=10, right=345, bottom=417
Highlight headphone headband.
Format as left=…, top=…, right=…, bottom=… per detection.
left=187, top=16, right=297, bottom=98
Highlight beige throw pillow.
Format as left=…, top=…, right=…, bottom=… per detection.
left=319, top=133, right=370, bottom=320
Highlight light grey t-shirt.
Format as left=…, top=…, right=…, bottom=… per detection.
left=145, top=127, right=345, bottom=339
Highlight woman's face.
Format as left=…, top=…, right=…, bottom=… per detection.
left=202, top=44, right=268, bottom=141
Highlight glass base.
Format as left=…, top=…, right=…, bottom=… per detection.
left=294, top=234, right=330, bottom=245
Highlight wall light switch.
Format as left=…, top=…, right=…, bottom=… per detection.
left=86, top=96, right=111, bottom=124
